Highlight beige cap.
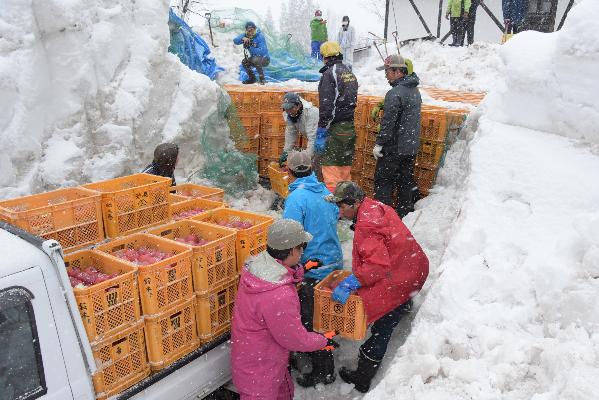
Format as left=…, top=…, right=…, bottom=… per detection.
left=376, top=54, right=408, bottom=71
left=267, top=219, right=313, bottom=250
left=287, top=150, right=312, bottom=173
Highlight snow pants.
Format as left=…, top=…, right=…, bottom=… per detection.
left=450, top=17, right=466, bottom=46
left=242, top=56, right=270, bottom=81
left=321, top=120, right=356, bottom=192
left=311, top=41, right=323, bottom=60
left=360, top=300, right=412, bottom=361
left=239, top=369, right=294, bottom=400
left=374, top=154, right=418, bottom=218
left=465, top=1, right=479, bottom=45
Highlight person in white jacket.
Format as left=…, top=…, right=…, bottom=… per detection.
left=337, top=16, right=356, bottom=69
left=280, top=92, right=319, bottom=164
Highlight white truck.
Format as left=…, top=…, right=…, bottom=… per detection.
left=0, top=221, right=234, bottom=400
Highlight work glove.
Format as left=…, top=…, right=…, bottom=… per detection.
left=279, top=151, right=288, bottom=168
left=321, top=330, right=340, bottom=351
left=373, top=145, right=383, bottom=159
left=304, top=258, right=323, bottom=270
left=314, top=127, right=328, bottom=153
left=332, top=274, right=361, bottom=305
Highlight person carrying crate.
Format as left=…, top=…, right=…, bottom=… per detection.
left=325, top=181, right=429, bottom=393
left=281, top=150, right=343, bottom=388
left=231, top=219, right=339, bottom=400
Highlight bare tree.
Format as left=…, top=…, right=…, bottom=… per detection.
left=365, top=0, right=386, bottom=22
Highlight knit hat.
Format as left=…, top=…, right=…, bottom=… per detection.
left=245, top=21, right=256, bottom=30
left=267, top=219, right=313, bottom=250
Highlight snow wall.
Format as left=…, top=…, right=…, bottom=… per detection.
left=0, top=0, right=252, bottom=199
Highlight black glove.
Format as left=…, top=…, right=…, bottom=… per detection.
left=321, top=331, right=340, bottom=351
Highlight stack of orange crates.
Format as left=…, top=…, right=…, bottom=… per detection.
left=64, top=249, right=148, bottom=399
left=96, top=233, right=198, bottom=371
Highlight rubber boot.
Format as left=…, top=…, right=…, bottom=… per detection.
left=241, top=61, right=256, bottom=84
left=339, top=351, right=381, bottom=393
left=295, top=350, right=336, bottom=387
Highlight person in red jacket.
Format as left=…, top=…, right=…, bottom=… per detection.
left=325, top=181, right=429, bottom=393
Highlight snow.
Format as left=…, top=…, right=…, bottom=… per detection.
left=2, top=0, right=599, bottom=399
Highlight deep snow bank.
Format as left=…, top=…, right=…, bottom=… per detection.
left=0, top=0, right=233, bottom=199
left=365, top=1, right=599, bottom=399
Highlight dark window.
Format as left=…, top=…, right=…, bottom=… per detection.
left=0, top=287, right=47, bottom=400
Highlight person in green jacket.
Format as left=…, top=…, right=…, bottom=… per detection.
left=445, top=0, right=471, bottom=46
left=310, top=10, right=328, bottom=61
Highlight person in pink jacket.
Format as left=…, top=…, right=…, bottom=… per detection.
left=231, top=219, right=338, bottom=399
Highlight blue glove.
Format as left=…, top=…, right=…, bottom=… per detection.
left=332, top=274, right=361, bottom=304
left=314, top=127, right=328, bottom=153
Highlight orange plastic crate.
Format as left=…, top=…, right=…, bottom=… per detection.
left=96, top=233, right=193, bottom=315
left=173, top=183, right=225, bottom=203
left=313, top=270, right=367, bottom=340
left=414, top=163, right=439, bottom=196
left=228, top=91, right=261, bottom=114
left=417, top=139, right=446, bottom=167
left=258, top=157, right=278, bottom=177
left=362, top=154, right=377, bottom=180
left=195, top=277, right=238, bottom=343
left=259, top=136, right=286, bottom=158
left=260, top=91, right=286, bottom=112
left=65, top=250, right=140, bottom=344
left=145, top=298, right=199, bottom=370
left=267, top=163, right=289, bottom=199
left=82, top=173, right=171, bottom=238
left=238, top=114, right=261, bottom=139
left=147, top=220, right=237, bottom=295
left=170, top=198, right=225, bottom=221
left=0, top=187, right=104, bottom=253
left=361, top=177, right=375, bottom=198
left=259, top=111, right=286, bottom=137
left=420, top=110, right=449, bottom=141
left=168, top=193, right=188, bottom=205
left=298, top=91, right=319, bottom=107
left=355, top=125, right=368, bottom=150
left=92, top=320, right=149, bottom=400
left=351, top=151, right=364, bottom=175
left=193, top=209, right=274, bottom=271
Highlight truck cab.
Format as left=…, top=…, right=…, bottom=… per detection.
left=0, top=222, right=232, bottom=400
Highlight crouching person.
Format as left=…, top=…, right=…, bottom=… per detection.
left=231, top=219, right=339, bottom=399
left=325, top=181, right=429, bottom=393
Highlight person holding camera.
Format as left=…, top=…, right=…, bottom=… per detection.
left=233, top=21, right=270, bottom=84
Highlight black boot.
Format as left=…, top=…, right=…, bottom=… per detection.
left=242, top=73, right=256, bottom=84
left=339, top=351, right=381, bottom=393
left=295, top=350, right=336, bottom=387
left=241, top=60, right=256, bottom=84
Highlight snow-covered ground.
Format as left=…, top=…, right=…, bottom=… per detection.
left=2, top=0, right=599, bottom=399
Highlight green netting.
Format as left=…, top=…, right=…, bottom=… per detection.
left=187, top=89, right=258, bottom=196
left=208, top=8, right=321, bottom=82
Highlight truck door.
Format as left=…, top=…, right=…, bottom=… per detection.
left=0, top=267, right=75, bottom=400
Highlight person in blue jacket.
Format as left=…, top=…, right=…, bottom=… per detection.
left=502, top=0, right=526, bottom=33
left=282, top=150, right=343, bottom=388
left=233, top=21, right=270, bottom=84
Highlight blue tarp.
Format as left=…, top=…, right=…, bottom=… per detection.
left=169, top=9, right=223, bottom=80
left=238, top=48, right=322, bottom=83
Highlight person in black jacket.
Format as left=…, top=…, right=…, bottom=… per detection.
left=373, top=55, right=421, bottom=218
left=314, top=41, right=358, bottom=192
left=142, top=143, right=179, bottom=186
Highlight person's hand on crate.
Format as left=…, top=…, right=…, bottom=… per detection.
left=321, top=330, right=340, bottom=351
left=332, top=274, right=361, bottom=304
left=314, top=127, right=328, bottom=153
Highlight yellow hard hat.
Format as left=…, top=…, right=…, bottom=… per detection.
left=320, top=41, right=341, bottom=58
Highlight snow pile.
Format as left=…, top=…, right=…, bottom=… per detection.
left=365, top=1, right=599, bottom=399
left=0, top=0, right=233, bottom=199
